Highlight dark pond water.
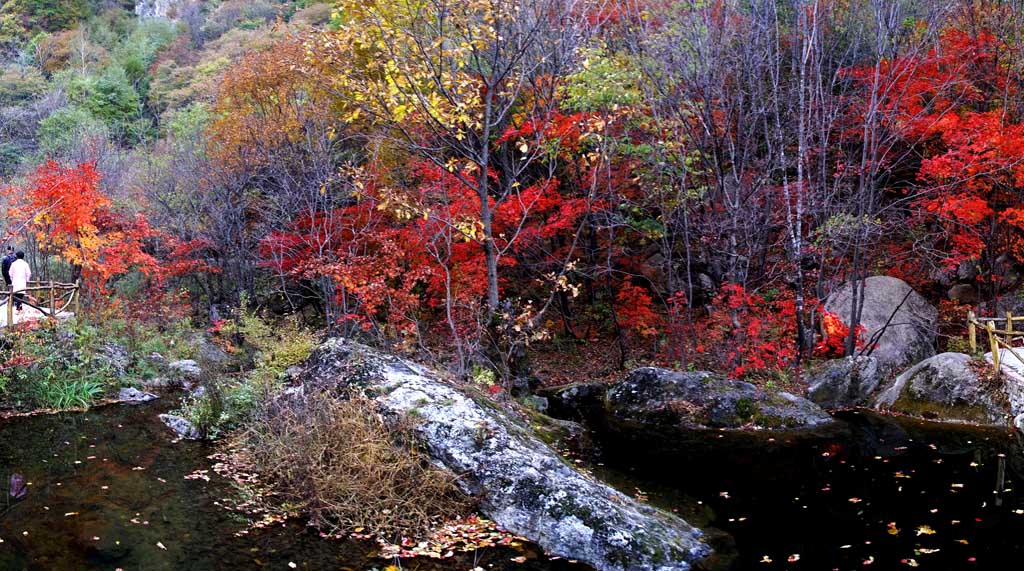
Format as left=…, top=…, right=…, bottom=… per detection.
left=594, top=411, right=1024, bottom=571
left=0, top=401, right=587, bottom=571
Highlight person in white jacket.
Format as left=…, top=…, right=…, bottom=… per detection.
left=9, top=251, right=31, bottom=311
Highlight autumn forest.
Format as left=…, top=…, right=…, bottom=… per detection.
left=4, top=0, right=1024, bottom=570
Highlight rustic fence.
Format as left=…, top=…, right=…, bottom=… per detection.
left=0, top=280, right=80, bottom=327
left=967, top=310, right=1024, bottom=372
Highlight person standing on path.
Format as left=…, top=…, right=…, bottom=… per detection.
left=1, top=246, right=15, bottom=287
left=9, top=251, right=31, bottom=312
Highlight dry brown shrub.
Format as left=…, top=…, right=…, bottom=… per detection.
left=232, top=391, right=472, bottom=540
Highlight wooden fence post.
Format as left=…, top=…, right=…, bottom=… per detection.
left=74, top=280, right=80, bottom=319
left=6, top=290, right=12, bottom=327
left=1007, top=311, right=1014, bottom=346
left=48, top=281, right=55, bottom=317
left=988, top=321, right=1001, bottom=372
left=969, top=311, right=977, bottom=353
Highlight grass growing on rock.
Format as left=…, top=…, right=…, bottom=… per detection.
left=225, top=390, right=473, bottom=541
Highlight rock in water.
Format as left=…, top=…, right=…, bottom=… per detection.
left=805, top=356, right=881, bottom=410
left=301, top=338, right=711, bottom=571
left=117, top=387, right=158, bottom=404
left=874, top=353, right=1008, bottom=425
left=824, top=276, right=938, bottom=372
left=158, top=414, right=202, bottom=440
left=607, top=367, right=833, bottom=430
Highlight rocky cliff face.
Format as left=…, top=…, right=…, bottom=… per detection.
left=299, top=338, right=711, bottom=571
left=135, top=0, right=183, bottom=19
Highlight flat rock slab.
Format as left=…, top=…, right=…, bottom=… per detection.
left=301, top=338, right=711, bottom=571
left=117, top=387, right=158, bottom=404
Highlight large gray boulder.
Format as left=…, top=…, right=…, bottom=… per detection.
left=805, top=356, right=881, bottom=410
left=874, top=352, right=1007, bottom=425
left=168, top=359, right=202, bottom=383
left=824, top=276, right=937, bottom=372
left=607, top=368, right=833, bottom=430
left=300, top=338, right=710, bottom=571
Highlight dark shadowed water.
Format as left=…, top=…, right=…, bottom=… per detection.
left=594, top=410, right=1024, bottom=570
left=6, top=400, right=1023, bottom=571
left=0, top=401, right=589, bottom=571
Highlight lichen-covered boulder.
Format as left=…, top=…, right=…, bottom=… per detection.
left=805, top=356, right=881, bottom=410
left=874, top=353, right=1007, bottom=425
left=300, top=338, right=710, bottom=571
left=824, top=276, right=937, bottom=372
left=608, top=367, right=832, bottom=431
left=168, top=359, right=202, bottom=384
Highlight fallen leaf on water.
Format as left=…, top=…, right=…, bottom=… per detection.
left=887, top=522, right=900, bottom=535
left=64, top=512, right=78, bottom=517
left=916, top=525, right=936, bottom=536
left=759, top=555, right=772, bottom=563
left=956, top=539, right=969, bottom=544
left=951, top=483, right=964, bottom=488
left=788, top=554, right=800, bottom=562
left=849, top=497, right=862, bottom=503
left=288, top=563, right=297, bottom=569
left=917, top=548, right=940, bottom=554
left=901, top=559, right=919, bottom=567
left=511, top=556, right=527, bottom=563
left=863, top=556, right=875, bottom=565
left=156, top=542, right=166, bottom=550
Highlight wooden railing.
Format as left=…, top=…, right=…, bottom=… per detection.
left=0, top=280, right=80, bottom=327
left=967, top=310, right=1024, bottom=372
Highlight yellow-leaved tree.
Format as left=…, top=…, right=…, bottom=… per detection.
left=308, top=0, right=592, bottom=313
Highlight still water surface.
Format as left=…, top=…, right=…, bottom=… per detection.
left=595, top=410, right=1024, bottom=570
left=5, top=398, right=1024, bottom=570
left=0, top=401, right=587, bottom=571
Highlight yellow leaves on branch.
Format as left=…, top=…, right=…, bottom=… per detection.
left=308, top=0, right=517, bottom=135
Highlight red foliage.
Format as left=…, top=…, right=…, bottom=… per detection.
left=814, top=310, right=865, bottom=358
left=688, top=284, right=801, bottom=378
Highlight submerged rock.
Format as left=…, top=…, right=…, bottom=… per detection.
left=300, top=338, right=710, bottom=571
left=824, top=276, right=937, bottom=372
left=158, top=414, right=201, bottom=440
left=117, top=387, right=158, bottom=404
left=805, top=356, right=881, bottom=410
left=607, top=367, right=833, bottom=431
left=874, top=353, right=1008, bottom=425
